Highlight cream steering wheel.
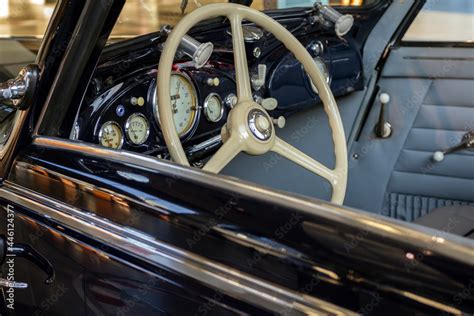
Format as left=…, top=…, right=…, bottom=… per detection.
left=157, top=3, right=348, bottom=204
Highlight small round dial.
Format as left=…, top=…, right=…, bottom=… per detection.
left=203, top=93, right=223, bottom=123
left=170, top=73, right=198, bottom=137
left=126, top=113, right=150, bottom=145
left=99, top=121, right=123, bottom=149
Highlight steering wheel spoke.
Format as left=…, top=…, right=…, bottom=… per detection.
left=229, top=14, right=253, bottom=103
left=203, top=133, right=242, bottom=173
left=272, top=137, right=338, bottom=184
left=158, top=3, right=348, bottom=204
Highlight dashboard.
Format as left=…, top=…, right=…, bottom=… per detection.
left=74, top=22, right=363, bottom=164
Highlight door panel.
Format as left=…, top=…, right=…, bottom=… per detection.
left=0, top=202, right=86, bottom=315
left=345, top=47, right=474, bottom=220
left=2, top=139, right=473, bottom=315
left=0, top=198, right=269, bottom=316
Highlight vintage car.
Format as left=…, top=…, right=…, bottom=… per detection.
left=0, top=0, right=472, bottom=315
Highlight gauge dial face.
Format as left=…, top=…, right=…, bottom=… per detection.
left=99, top=122, right=123, bottom=149
left=170, top=73, right=198, bottom=137
left=126, top=113, right=150, bottom=145
left=204, top=94, right=223, bottom=123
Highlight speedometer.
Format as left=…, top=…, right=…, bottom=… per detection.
left=169, top=73, right=198, bottom=137
left=152, top=73, right=199, bottom=138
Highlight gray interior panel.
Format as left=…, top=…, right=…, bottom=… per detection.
left=345, top=46, right=474, bottom=220
left=382, top=47, right=474, bottom=79
left=345, top=78, right=433, bottom=214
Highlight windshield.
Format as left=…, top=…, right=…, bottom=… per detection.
left=0, top=0, right=372, bottom=40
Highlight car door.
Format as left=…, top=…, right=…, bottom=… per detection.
left=345, top=0, right=474, bottom=218
left=4, top=133, right=474, bottom=315
left=0, top=0, right=472, bottom=315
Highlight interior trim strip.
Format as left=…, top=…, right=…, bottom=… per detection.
left=0, top=183, right=355, bottom=316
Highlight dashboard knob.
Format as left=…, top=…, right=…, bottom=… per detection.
left=207, top=77, right=220, bottom=87
left=272, top=116, right=286, bottom=129
left=224, top=94, right=238, bottom=108
left=261, top=98, right=278, bottom=111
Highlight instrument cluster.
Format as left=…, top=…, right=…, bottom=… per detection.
left=79, top=65, right=237, bottom=158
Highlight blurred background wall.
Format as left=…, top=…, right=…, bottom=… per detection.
left=0, top=0, right=365, bottom=38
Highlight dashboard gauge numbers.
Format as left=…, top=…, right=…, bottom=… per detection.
left=169, top=73, right=198, bottom=137
left=99, top=121, right=123, bottom=149
left=126, top=113, right=150, bottom=145
left=203, top=93, right=223, bottom=123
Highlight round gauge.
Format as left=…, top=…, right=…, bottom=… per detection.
left=125, top=113, right=150, bottom=145
left=99, top=121, right=123, bottom=149
left=308, top=57, right=331, bottom=94
left=203, top=93, right=224, bottom=123
left=169, top=73, right=198, bottom=137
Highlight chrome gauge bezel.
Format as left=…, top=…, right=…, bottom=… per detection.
left=151, top=71, right=200, bottom=140
left=305, top=57, right=332, bottom=95
left=125, top=113, right=150, bottom=145
left=98, top=121, right=124, bottom=150
left=203, top=93, right=224, bottom=123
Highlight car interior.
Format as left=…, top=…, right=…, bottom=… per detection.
left=0, top=0, right=473, bottom=238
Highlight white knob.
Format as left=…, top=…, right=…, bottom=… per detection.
left=251, top=64, right=267, bottom=91
left=433, top=151, right=445, bottom=162
left=273, top=116, right=286, bottom=129
left=261, top=98, right=278, bottom=111
left=379, top=93, right=390, bottom=104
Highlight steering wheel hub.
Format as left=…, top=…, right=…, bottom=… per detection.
left=248, top=109, right=272, bottom=141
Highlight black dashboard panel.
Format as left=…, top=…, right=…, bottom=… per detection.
left=75, top=15, right=364, bottom=162
left=76, top=63, right=239, bottom=159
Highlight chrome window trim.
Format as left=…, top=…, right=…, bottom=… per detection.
left=29, top=136, right=474, bottom=256
left=31, top=136, right=474, bottom=263
left=0, top=182, right=355, bottom=316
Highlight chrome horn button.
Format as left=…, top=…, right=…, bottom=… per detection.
left=248, top=109, right=272, bottom=141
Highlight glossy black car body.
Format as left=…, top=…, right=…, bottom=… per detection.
left=0, top=0, right=473, bottom=315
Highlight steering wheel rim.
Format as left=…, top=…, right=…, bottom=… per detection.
left=157, top=3, right=348, bottom=204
